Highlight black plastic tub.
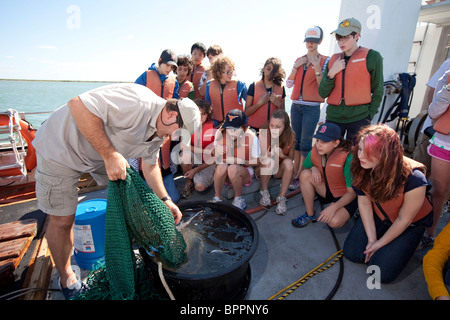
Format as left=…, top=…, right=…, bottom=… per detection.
left=140, top=201, right=259, bottom=300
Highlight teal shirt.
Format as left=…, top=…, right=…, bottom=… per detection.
left=303, top=150, right=354, bottom=188
left=319, top=48, right=384, bottom=123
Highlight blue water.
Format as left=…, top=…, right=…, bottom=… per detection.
left=0, top=80, right=120, bottom=127
left=0, top=80, right=293, bottom=128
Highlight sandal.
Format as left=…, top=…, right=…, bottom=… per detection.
left=181, top=179, right=194, bottom=199
left=292, top=212, right=315, bottom=228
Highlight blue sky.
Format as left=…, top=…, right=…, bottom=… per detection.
left=0, top=0, right=341, bottom=84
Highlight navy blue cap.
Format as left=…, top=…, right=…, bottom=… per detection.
left=222, top=109, right=247, bottom=128
left=313, top=122, right=342, bottom=142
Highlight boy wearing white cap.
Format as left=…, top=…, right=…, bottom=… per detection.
left=319, top=18, right=384, bottom=143
left=287, top=26, right=330, bottom=191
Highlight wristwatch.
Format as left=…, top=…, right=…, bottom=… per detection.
left=161, top=196, right=171, bottom=202
left=315, top=72, right=322, bottom=77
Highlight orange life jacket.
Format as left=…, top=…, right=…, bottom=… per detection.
left=209, top=80, right=244, bottom=122
left=310, top=146, right=349, bottom=198
left=145, top=70, right=176, bottom=99
left=291, top=55, right=328, bottom=102
left=369, top=157, right=433, bottom=224
left=178, top=80, right=193, bottom=99
left=158, top=136, right=171, bottom=170
left=433, top=73, right=450, bottom=135
left=216, top=129, right=253, bottom=165
left=248, top=80, right=284, bottom=129
left=260, top=130, right=294, bottom=163
left=327, top=47, right=372, bottom=106
left=191, top=64, right=206, bottom=99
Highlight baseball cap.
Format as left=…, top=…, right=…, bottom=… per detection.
left=177, top=98, right=201, bottom=135
left=313, top=122, right=342, bottom=142
left=222, top=109, right=248, bottom=129
left=331, top=18, right=362, bottom=36
left=304, top=26, right=323, bottom=43
left=160, top=49, right=178, bottom=68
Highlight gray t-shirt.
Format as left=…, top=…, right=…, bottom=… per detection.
left=33, top=83, right=166, bottom=172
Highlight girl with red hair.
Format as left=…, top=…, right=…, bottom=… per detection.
left=343, top=124, right=433, bottom=283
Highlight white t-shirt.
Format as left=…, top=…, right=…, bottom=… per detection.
left=33, top=83, right=167, bottom=172
left=422, top=58, right=450, bottom=132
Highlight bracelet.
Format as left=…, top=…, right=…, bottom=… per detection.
left=326, top=75, right=335, bottom=80
left=161, top=196, right=171, bottom=202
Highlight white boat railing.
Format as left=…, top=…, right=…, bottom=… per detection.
left=0, top=109, right=28, bottom=180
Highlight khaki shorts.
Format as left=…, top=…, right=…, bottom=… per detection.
left=35, top=154, right=108, bottom=216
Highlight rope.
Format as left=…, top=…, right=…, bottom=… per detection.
left=157, top=261, right=175, bottom=300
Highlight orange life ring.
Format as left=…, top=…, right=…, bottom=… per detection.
left=0, top=114, right=37, bottom=177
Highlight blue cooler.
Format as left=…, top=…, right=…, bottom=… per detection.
left=73, top=199, right=107, bottom=270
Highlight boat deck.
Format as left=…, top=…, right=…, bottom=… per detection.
left=1, top=173, right=448, bottom=301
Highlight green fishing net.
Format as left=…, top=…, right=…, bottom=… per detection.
left=76, top=167, right=186, bottom=300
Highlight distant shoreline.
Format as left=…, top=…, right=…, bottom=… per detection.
left=0, top=79, right=131, bottom=83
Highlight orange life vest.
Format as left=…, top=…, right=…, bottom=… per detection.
left=145, top=70, right=176, bottom=99
left=209, top=80, right=244, bottom=123
left=327, top=47, right=372, bottom=106
left=216, top=129, right=253, bottom=165
left=158, top=136, right=171, bottom=170
left=433, top=73, right=450, bottom=135
left=178, top=80, right=193, bottom=99
left=248, top=80, right=284, bottom=129
left=310, top=146, right=349, bottom=198
left=191, top=64, right=206, bottom=99
left=290, top=54, right=328, bottom=102
left=260, top=130, right=294, bottom=163
left=370, top=157, right=433, bottom=224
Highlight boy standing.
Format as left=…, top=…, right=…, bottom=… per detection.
left=319, top=18, right=384, bottom=143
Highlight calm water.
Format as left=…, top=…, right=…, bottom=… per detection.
left=0, top=80, right=121, bottom=128
left=0, top=80, right=293, bottom=128
left=162, top=206, right=253, bottom=275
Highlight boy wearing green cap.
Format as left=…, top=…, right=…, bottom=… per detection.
left=319, top=17, right=384, bottom=143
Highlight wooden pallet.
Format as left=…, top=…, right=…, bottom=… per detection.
left=0, top=219, right=37, bottom=293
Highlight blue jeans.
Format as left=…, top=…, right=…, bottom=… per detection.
left=290, top=103, right=320, bottom=157
left=163, top=173, right=180, bottom=204
left=328, top=116, right=371, bottom=144
left=343, top=214, right=425, bottom=283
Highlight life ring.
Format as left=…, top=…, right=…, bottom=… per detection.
left=0, top=114, right=37, bottom=177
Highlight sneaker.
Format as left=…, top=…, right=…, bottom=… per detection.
left=259, top=190, right=271, bottom=207
left=289, top=177, right=300, bottom=190
left=292, top=212, right=315, bottom=228
left=212, top=196, right=223, bottom=202
left=276, top=196, right=287, bottom=215
left=59, top=275, right=87, bottom=300
left=232, top=196, right=247, bottom=210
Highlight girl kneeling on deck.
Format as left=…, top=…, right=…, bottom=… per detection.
left=213, top=109, right=260, bottom=210
left=343, top=124, right=433, bottom=283
left=257, top=109, right=295, bottom=215
left=292, top=122, right=357, bottom=228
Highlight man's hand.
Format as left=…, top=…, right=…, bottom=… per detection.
left=104, top=151, right=130, bottom=181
